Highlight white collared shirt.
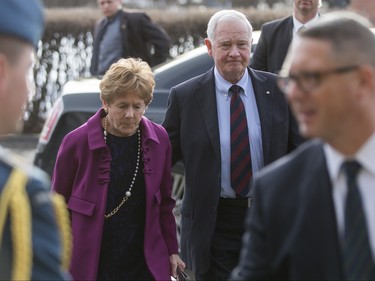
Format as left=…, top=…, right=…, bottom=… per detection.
left=324, top=132, right=375, bottom=258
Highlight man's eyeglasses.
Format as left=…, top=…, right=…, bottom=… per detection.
left=277, top=65, right=360, bottom=94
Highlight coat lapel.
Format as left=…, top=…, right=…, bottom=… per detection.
left=249, top=68, right=273, bottom=161
left=120, top=11, right=131, bottom=55
left=194, top=69, right=221, bottom=161
left=278, top=16, right=293, bottom=66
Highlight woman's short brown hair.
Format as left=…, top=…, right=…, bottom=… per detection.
left=99, top=58, right=155, bottom=105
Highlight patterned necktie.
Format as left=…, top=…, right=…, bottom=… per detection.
left=230, top=85, right=252, bottom=198
left=342, top=160, right=375, bottom=280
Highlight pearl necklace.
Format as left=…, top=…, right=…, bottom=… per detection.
left=103, top=115, right=141, bottom=219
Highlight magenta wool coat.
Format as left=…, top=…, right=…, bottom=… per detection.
left=52, top=108, right=178, bottom=281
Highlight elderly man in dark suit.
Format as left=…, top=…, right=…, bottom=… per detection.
left=162, top=9, right=303, bottom=281
left=251, top=0, right=321, bottom=74
left=0, top=0, right=70, bottom=280
left=230, top=11, right=375, bottom=280
left=90, top=0, right=171, bottom=76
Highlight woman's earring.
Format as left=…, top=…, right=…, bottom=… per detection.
left=104, top=107, right=108, bottom=114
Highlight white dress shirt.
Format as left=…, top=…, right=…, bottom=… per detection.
left=324, top=132, right=375, bottom=259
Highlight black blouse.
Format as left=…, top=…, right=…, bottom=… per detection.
left=97, top=131, right=154, bottom=280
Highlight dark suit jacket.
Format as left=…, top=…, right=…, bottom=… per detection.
left=230, top=139, right=346, bottom=280
left=0, top=148, right=69, bottom=280
left=90, top=10, right=171, bottom=75
left=162, top=67, right=303, bottom=275
left=250, top=16, right=293, bottom=74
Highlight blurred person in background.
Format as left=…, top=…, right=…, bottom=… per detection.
left=162, top=9, right=303, bottom=281
left=251, top=0, right=321, bottom=74
left=230, top=11, right=375, bottom=280
left=0, top=0, right=71, bottom=280
left=53, top=58, right=185, bottom=281
left=90, top=0, right=171, bottom=76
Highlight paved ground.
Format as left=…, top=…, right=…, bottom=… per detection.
left=0, top=134, right=38, bottom=164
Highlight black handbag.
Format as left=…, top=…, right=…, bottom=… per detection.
left=176, top=268, right=192, bottom=281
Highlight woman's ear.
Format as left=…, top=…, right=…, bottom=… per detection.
left=101, top=100, right=108, bottom=112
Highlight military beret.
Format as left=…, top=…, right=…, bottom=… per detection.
left=0, top=0, right=45, bottom=48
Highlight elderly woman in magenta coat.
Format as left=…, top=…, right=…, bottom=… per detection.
left=52, top=58, right=185, bottom=281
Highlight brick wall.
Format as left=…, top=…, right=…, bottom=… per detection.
left=350, top=0, right=375, bottom=23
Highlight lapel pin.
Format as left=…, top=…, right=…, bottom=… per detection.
left=266, top=91, right=270, bottom=95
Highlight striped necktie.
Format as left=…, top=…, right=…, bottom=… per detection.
left=342, top=160, right=375, bottom=280
left=230, top=85, right=252, bottom=198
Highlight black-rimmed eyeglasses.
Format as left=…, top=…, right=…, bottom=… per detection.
left=277, top=65, right=360, bottom=94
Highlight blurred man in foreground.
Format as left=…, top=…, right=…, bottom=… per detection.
left=230, top=11, right=375, bottom=280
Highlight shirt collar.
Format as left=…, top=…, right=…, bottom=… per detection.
left=324, top=132, right=375, bottom=181
left=214, top=67, right=249, bottom=99
left=293, top=13, right=320, bottom=34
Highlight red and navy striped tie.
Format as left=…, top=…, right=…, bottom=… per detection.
left=230, top=85, right=252, bottom=198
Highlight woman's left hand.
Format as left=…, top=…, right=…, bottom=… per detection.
left=170, top=254, right=186, bottom=279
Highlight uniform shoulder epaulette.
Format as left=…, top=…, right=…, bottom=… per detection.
left=50, top=191, right=72, bottom=271
left=0, top=146, right=49, bottom=185
left=0, top=147, right=72, bottom=280
left=0, top=168, right=32, bottom=280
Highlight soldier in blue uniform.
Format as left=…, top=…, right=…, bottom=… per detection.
left=0, top=0, right=71, bottom=280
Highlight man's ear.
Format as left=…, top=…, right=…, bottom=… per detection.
left=357, top=65, right=375, bottom=94
left=204, top=38, right=213, bottom=57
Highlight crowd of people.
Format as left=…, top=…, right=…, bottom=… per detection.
left=1, top=0, right=375, bottom=280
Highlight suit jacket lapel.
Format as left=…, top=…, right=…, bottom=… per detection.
left=296, top=143, right=343, bottom=279
left=249, top=68, right=273, bottom=161
left=194, top=69, right=221, bottom=161
left=90, top=19, right=108, bottom=74
left=279, top=16, right=293, bottom=65
left=120, top=11, right=131, bottom=55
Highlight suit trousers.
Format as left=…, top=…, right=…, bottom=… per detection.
left=196, top=198, right=249, bottom=281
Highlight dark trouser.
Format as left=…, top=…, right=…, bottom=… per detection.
left=196, top=197, right=250, bottom=281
